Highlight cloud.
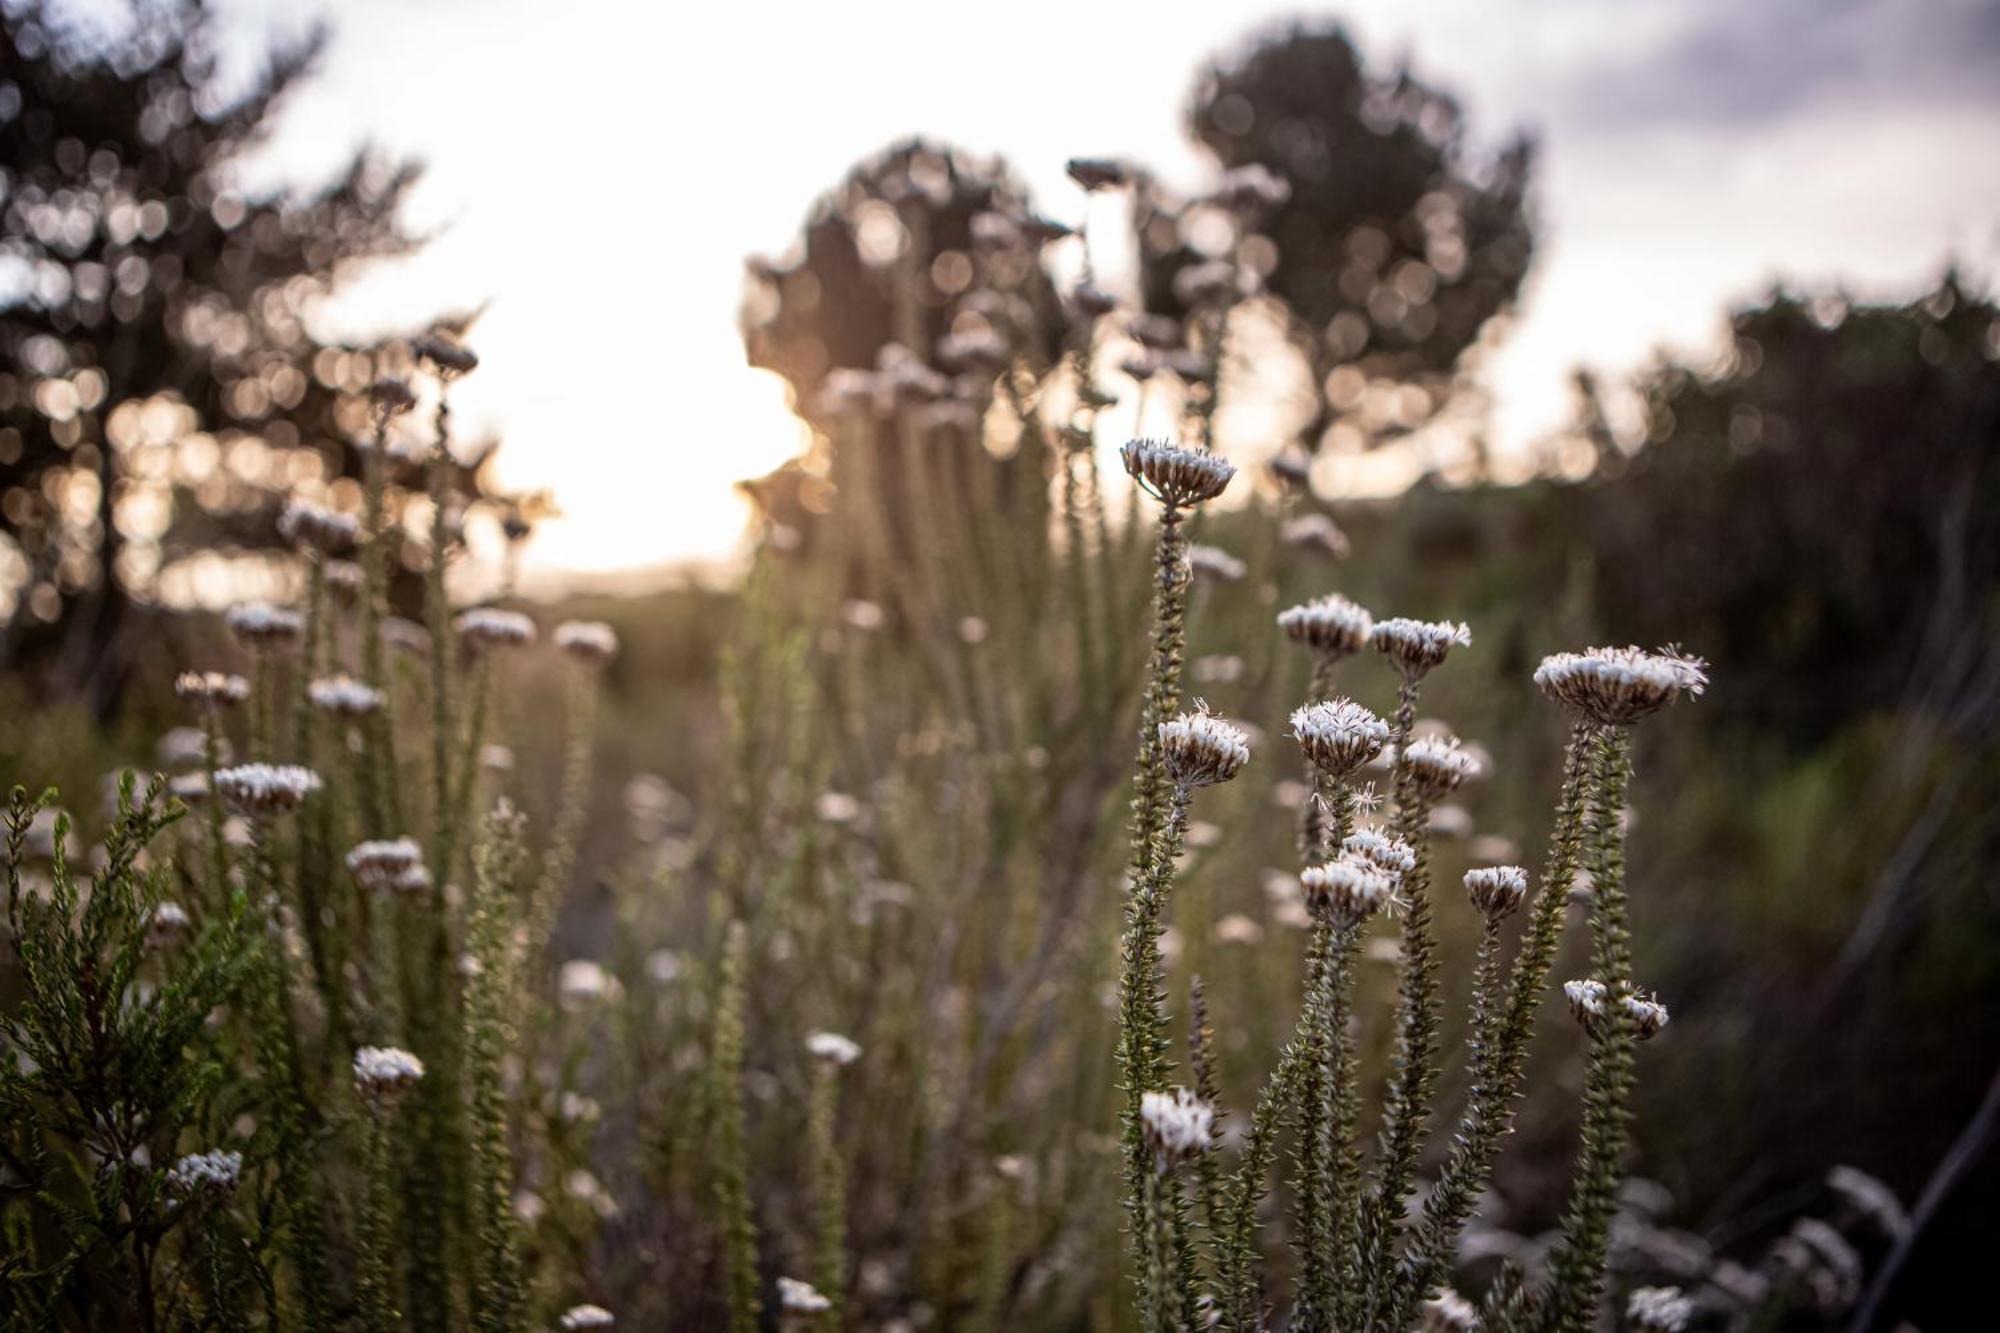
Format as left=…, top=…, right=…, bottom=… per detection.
left=1556, top=0, right=2000, bottom=131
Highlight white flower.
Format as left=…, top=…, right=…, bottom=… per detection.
left=1623, top=989, right=1671, bottom=1040
left=1300, top=856, right=1393, bottom=926
left=1342, top=828, right=1416, bottom=878
left=1464, top=865, right=1530, bottom=918
left=1291, top=699, right=1389, bottom=778
left=145, top=901, right=193, bottom=948
left=559, top=960, right=614, bottom=1007
left=1371, top=617, right=1472, bottom=677
left=225, top=601, right=305, bottom=652
left=1627, top=1285, right=1695, bottom=1333
left=1138, top=1087, right=1215, bottom=1171
left=1400, top=735, right=1482, bottom=798
left=276, top=499, right=360, bottom=555
left=166, top=1149, right=242, bottom=1197
left=455, top=607, right=537, bottom=649
left=1420, top=1288, right=1481, bottom=1330
left=212, top=764, right=322, bottom=816
left=1533, top=645, right=1709, bottom=726
left=308, top=674, right=386, bottom=718
left=353, top=1046, right=425, bottom=1107
left=1185, top=544, right=1247, bottom=582
left=1563, top=978, right=1608, bottom=1028
left=1158, top=710, right=1251, bottom=788
left=776, top=1276, right=832, bottom=1313
left=558, top=1304, right=615, bottom=1329
left=1277, top=593, right=1373, bottom=658
left=345, top=838, right=426, bottom=892
left=554, top=620, right=618, bottom=663
left=806, top=1032, right=862, bottom=1066
left=1119, top=438, right=1235, bottom=507
left=174, top=671, right=249, bottom=708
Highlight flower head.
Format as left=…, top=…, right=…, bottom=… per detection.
left=225, top=601, right=305, bottom=653
left=777, top=1277, right=832, bottom=1314
left=353, top=1045, right=425, bottom=1109
left=1185, top=544, right=1247, bottom=582
left=145, top=901, right=194, bottom=949
left=557, top=1305, right=615, bottom=1330
left=1464, top=865, right=1530, bottom=918
left=1158, top=709, right=1251, bottom=788
left=308, top=674, right=385, bottom=719
left=1138, top=1087, right=1214, bottom=1172
left=455, top=607, right=537, bottom=650
left=213, top=764, right=321, bottom=817
left=381, top=617, right=432, bottom=656
left=1563, top=978, right=1608, bottom=1029
left=1281, top=512, right=1350, bottom=559
left=346, top=838, right=427, bottom=892
left=1533, top=645, right=1709, bottom=726
left=369, top=376, right=417, bottom=416
left=1300, top=856, right=1394, bottom=926
left=1119, top=438, right=1235, bottom=507
left=1342, top=828, right=1416, bottom=879
left=277, top=499, right=359, bottom=556
left=1277, top=594, right=1372, bottom=660
left=1291, top=699, right=1390, bottom=778
left=806, top=1032, right=862, bottom=1067
left=1372, top=617, right=1472, bottom=678
left=554, top=620, right=619, bottom=664
left=166, top=1149, right=242, bottom=1199
left=1420, top=1289, right=1480, bottom=1331
left=413, top=333, right=479, bottom=378
left=1217, top=163, right=1292, bottom=214
left=1627, top=1286, right=1695, bottom=1333
left=1623, top=988, right=1672, bottom=1040
left=174, top=670, right=249, bottom=709
left=1401, top=735, right=1482, bottom=799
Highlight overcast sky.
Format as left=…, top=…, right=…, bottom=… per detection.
left=206, top=0, right=2000, bottom=580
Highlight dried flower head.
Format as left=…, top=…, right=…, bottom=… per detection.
left=1342, top=827, right=1417, bottom=879
left=1158, top=709, right=1251, bottom=788
left=1119, top=438, right=1235, bottom=507
left=413, top=333, right=479, bottom=378
left=806, top=1032, right=862, bottom=1066
left=346, top=837, right=426, bottom=892
left=777, top=1277, right=832, bottom=1314
left=1138, top=1087, right=1215, bottom=1172
left=1291, top=699, right=1390, bottom=778
left=1533, top=645, right=1710, bottom=726
left=1281, top=512, right=1351, bottom=559
left=1401, top=735, right=1482, bottom=798
left=1623, top=988, right=1672, bottom=1040
left=1372, top=617, right=1472, bottom=678
left=307, top=674, right=385, bottom=718
left=1300, top=856, right=1394, bottom=926
left=1563, top=978, right=1609, bottom=1029
left=1464, top=865, right=1530, bottom=918
left=1278, top=594, right=1373, bottom=660
left=1420, top=1288, right=1481, bottom=1331
left=1627, top=1286, right=1695, bottom=1333
left=174, top=670, right=249, bottom=708
left=166, top=1149, right=242, bottom=1198
left=353, top=1045, right=425, bottom=1109
left=1186, top=544, right=1247, bottom=582
left=1065, top=156, right=1131, bottom=191
left=145, top=900, right=194, bottom=949
left=558, top=1305, right=615, bottom=1330
left=276, top=499, right=359, bottom=556
left=455, top=607, right=537, bottom=650
left=225, top=602, right=305, bottom=653
left=555, top=620, right=619, bottom=664
left=369, top=376, right=417, bottom=416
left=213, top=764, right=321, bottom=817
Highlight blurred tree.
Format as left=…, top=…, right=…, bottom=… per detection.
left=1180, top=22, right=1536, bottom=451
left=0, top=0, right=441, bottom=711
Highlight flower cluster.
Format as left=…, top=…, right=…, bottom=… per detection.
left=308, top=674, right=386, bottom=718
left=1291, top=698, right=1389, bottom=778
left=456, top=607, right=537, bottom=650
left=1534, top=645, right=1710, bottom=726
left=1138, top=1087, right=1215, bottom=1171
left=353, top=1046, right=426, bottom=1109
left=1342, top=828, right=1416, bottom=878
left=557, top=1305, right=615, bottom=1330
left=1464, top=865, right=1530, bottom=918
left=1300, top=856, right=1394, bottom=926
left=1158, top=710, right=1252, bottom=788
left=277, top=499, right=360, bottom=556
left=166, top=1149, right=243, bottom=1199
left=1119, top=438, right=1236, bottom=507
left=1278, top=593, right=1373, bottom=659
left=345, top=837, right=429, bottom=894
left=1372, top=617, right=1472, bottom=678
left=1627, top=1285, right=1695, bottom=1333
left=777, top=1276, right=832, bottom=1313
left=225, top=601, right=306, bottom=652
left=1401, top=734, right=1482, bottom=798
left=806, top=1032, right=862, bottom=1066
left=174, top=670, right=249, bottom=707
left=555, top=619, right=619, bottom=663
left=213, top=764, right=322, bottom=816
